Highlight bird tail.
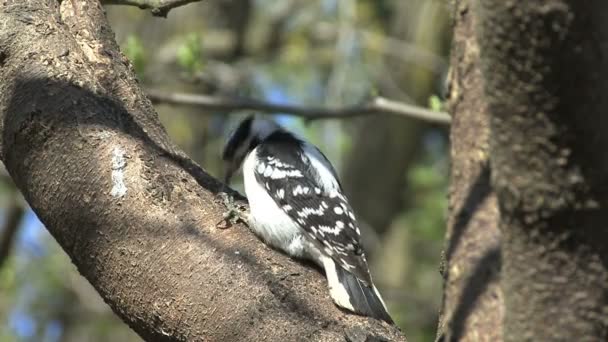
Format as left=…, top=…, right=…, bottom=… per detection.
left=323, top=257, right=394, bottom=324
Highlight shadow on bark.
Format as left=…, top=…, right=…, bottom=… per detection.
left=438, top=162, right=501, bottom=342
left=447, top=247, right=501, bottom=342
left=446, top=163, right=491, bottom=261
left=4, top=75, right=237, bottom=196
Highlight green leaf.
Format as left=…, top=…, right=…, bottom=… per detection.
left=123, top=35, right=146, bottom=75
left=428, top=94, right=443, bottom=112
left=177, top=33, right=205, bottom=74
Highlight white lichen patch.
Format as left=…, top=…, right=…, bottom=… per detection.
left=110, top=146, right=127, bottom=198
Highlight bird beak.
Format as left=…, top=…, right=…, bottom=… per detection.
left=223, top=161, right=236, bottom=185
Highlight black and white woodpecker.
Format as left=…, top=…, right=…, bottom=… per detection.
left=222, top=116, right=393, bottom=324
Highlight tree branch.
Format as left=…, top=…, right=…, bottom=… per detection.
left=0, top=1, right=405, bottom=341
left=102, top=0, right=203, bottom=17
left=0, top=195, right=25, bottom=270
left=147, top=89, right=452, bottom=125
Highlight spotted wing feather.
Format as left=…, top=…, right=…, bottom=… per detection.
left=253, top=131, right=372, bottom=284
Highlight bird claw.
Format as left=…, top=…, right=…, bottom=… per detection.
left=217, top=192, right=249, bottom=229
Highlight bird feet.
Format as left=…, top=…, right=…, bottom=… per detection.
left=217, top=192, right=249, bottom=229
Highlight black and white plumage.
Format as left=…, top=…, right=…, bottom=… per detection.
left=222, top=116, right=393, bottom=324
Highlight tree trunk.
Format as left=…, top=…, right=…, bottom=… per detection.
left=0, top=1, right=405, bottom=341
left=436, top=1, right=503, bottom=341
left=476, top=1, right=608, bottom=341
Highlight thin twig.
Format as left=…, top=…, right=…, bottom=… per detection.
left=147, top=90, right=452, bottom=125
left=359, top=29, right=447, bottom=73
left=0, top=197, right=25, bottom=270
left=102, top=0, right=203, bottom=17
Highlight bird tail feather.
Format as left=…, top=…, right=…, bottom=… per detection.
left=324, top=257, right=393, bottom=324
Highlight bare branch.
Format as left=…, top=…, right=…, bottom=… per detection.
left=147, top=89, right=452, bottom=125
left=0, top=195, right=25, bottom=270
left=359, top=29, right=447, bottom=73
left=102, top=0, right=203, bottom=17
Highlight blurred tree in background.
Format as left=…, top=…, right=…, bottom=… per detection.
left=0, top=1, right=450, bottom=341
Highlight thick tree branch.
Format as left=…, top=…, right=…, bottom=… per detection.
left=0, top=1, right=405, bottom=341
left=147, top=89, right=452, bottom=125
left=102, top=0, right=202, bottom=17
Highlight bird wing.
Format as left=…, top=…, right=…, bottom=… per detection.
left=253, top=132, right=372, bottom=284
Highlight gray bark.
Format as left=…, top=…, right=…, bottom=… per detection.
left=477, top=1, right=608, bottom=340
left=436, top=1, right=503, bottom=341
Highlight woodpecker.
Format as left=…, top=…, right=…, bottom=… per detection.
left=222, top=116, right=393, bottom=323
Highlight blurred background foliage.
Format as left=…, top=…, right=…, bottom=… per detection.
left=0, top=0, right=451, bottom=341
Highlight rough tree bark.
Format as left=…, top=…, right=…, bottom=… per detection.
left=435, top=1, right=503, bottom=341
left=0, top=1, right=405, bottom=341
left=103, top=0, right=201, bottom=17
left=477, top=1, right=608, bottom=341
